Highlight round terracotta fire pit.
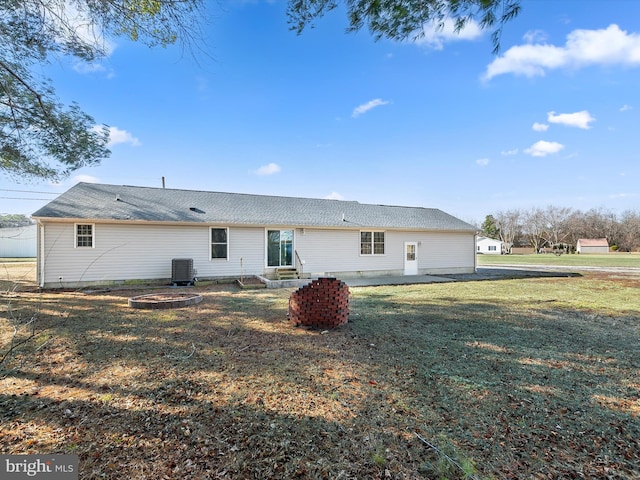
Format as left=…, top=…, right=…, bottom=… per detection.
left=128, top=292, right=202, bottom=309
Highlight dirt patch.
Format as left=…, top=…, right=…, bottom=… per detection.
left=128, top=292, right=203, bottom=309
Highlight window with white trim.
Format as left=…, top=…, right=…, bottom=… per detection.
left=361, top=231, right=385, bottom=255
left=75, top=224, right=94, bottom=248
left=211, top=227, right=228, bottom=260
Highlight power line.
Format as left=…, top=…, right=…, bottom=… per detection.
left=0, top=197, right=53, bottom=200
left=0, top=188, right=59, bottom=195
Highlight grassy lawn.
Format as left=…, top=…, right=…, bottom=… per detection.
left=478, top=253, right=640, bottom=268
left=1, top=271, right=639, bottom=479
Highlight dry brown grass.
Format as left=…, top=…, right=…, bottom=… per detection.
left=1, top=266, right=639, bottom=479
left=0, top=261, right=36, bottom=291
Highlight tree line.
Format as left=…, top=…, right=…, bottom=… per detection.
left=0, top=214, right=33, bottom=228
left=480, top=207, right=640, bottom=253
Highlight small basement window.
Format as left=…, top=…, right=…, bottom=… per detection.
left=75, top=224, right=94, bottom=248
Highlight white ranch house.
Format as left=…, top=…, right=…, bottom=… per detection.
left=476, top=236, right=503, bottom=255
left=32, top=183, right=478, bottom=288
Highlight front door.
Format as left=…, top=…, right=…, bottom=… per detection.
left=404, top=242, right=418, bottom=275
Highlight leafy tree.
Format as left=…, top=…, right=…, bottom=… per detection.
left=1, top=0, right=205, bottom=181
left=288, top=0, right=521, bottom=52
left=481, top=214, right=500, bottom=239
left=0, top=213, right=33, bottom=228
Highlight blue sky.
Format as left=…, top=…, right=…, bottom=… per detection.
left=2, top=0, right=639, bottom=223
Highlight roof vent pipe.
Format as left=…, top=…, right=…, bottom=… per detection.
left=162, top=176, right=165, bottom=189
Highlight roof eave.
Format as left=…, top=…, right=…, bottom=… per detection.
left=33, top=216, right=477, bottom=232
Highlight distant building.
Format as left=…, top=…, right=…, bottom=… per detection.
left=576, top=238, right=609, bottom=254
left=477, top=236, right=503, bottom=255
left=0, top=225, right=37, bottom=258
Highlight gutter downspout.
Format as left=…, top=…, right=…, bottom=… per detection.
left=474, top=232, right=478, bottom=272
left=39, top=224, right=45, bottom=288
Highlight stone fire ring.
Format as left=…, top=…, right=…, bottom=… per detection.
left=128, top=292, right=203, bottom=309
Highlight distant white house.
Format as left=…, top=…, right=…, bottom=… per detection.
left=0, top=225, right=37, bottom=258
left=576, top=238, right=609, bottom=254
left=477, top=236, right=503, bottom=255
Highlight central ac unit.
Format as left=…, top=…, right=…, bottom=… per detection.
left=171, top=258, right=195, bottom=286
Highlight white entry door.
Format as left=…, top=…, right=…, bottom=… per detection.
left=404, top=242, right=418, bottom=275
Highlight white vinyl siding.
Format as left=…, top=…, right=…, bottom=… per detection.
left=418, top=231, right=475, bottom=273
left=579, top=246, right=609, bottom=254
left=293, top=229, right=475, bottom=276
left=38, top=222, right=476, bottom=286
left=40, top=223, right=266, bottom=286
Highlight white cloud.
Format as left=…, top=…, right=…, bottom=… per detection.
left=96, top=126, right=141, bottom=147
left=476, top=158, right=490, bottom=166
left=73, top=175, right=99, bottom=184
left=324, top=192, right=344, bottom=200
left=524, top=140, right=565, bottom=157
left=73, top=62, right=106, bottom=74
left=73, top=61, right=114, bottom=79
left=483, top=24, right=640, bottom=80
left=609, top=192, right=637, bottom=199
left=416, top=18, right=483, bottom=50
left=532, top=122, right=549, bottom=132
left=253, top=163, right=281, bottom=175
left=547, top=110, right=595, bottom=129
left=352, top=99, right=390, bottom=118
left=620, top=104, right=633, bottom=112
left=500, top=149, right=519, bottom=156
left=523, top=29, right=548, bottom=44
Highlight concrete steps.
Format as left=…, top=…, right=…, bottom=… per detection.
left=276, top=267, right=299, bottom=280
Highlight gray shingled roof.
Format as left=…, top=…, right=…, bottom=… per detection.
left=32, top=183, right=477, bottom=231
